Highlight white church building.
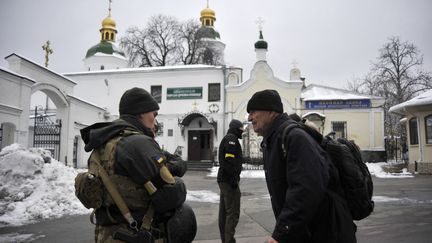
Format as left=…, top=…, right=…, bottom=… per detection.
left=0, top=3, right=386, bottom=168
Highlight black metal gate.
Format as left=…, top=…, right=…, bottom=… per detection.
left=33, top=107, right=61, bottom=161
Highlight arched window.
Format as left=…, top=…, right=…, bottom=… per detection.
left=425, top=114, right=432, bottom=144
left=110, top=33, right=114, bottom=40
left=100, top=65, right=105, bottom=70
left=409, top=118, right=419, bottom=145
left=105, top=32, right=109, bottom=40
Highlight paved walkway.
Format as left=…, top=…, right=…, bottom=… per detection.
left=0, top=171, right=431, bottom=242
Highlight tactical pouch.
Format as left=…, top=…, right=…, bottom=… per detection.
left=74, top=172, right=103, bottom=209
left=150, top=178, right=186, bottom=213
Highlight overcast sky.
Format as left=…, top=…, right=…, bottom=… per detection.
left=0, top=0, right=431, bottom=88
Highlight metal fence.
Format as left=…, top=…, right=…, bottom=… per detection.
left=243, top=163, right=264, bottom=170
left=243, top=156, right=264, bottom=170
left=33, top=108, right=61, bottom=161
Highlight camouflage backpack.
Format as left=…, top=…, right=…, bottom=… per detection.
left=74, top=130, right=139, bottom=209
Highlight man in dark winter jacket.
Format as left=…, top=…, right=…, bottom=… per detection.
left=247, top=89, right=356, bottom=243
left=217, top=119, right=244, bottom=243
left=80, top=87, right=193, bottom=242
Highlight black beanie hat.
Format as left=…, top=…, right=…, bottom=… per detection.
left=247, top=89, right=283, bottom=113
left=229, top=119, right=243, bottom=129
left=119, top=87, right=160, bottom=115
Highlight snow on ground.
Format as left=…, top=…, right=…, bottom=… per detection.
left=0, top=144, right=414, bottom=228
left=0, top=232, right=45, bottom=243
left=187, top=190, right=219, bottom=203
left=366, top=162, right=414, bottom=178
left=208, top=162, right=414, bottom=179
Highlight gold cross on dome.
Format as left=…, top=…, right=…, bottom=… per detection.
left=255, top=17, right=265, bottom=31
left=42, top=40, right=53, bottom=68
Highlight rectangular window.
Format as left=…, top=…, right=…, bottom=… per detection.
left=151, top=85, right=162, bottom=103
left=168, top=129, right=173, bottom=137
left=425, top=115, right=432, bottom=144
left=409, top=118, right=419, bottom=145
left=208, top=83, right=221, bottom=102
left=331, top=121, right=347, bottom=139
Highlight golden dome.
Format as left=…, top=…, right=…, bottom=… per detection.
left=102, top=16, right=116, bottom=28
left=200, top=7, right=215, bottom=18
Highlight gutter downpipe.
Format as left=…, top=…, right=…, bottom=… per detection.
left=222, top=65, right=227, bottom=137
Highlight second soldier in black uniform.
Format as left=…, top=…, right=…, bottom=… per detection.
left=217, top=119, right=244, bottom=243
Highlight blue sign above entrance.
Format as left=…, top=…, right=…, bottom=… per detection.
left=305, top=99, right=371, bottom=109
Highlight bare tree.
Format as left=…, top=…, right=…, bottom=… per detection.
left=120, top=14, right=222, bottom=67
left=120, top=15, right=180, bottom=67
left=349, top=36, right=432, bottom=159
left=176, top=19, right=204, bottom=65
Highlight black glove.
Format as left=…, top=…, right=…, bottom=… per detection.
left=166, top=160, right=188, bottom=177
left=151, top=178, right=186, bottom=213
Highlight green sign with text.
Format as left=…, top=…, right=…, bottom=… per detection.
left=167, top=87, right=202, bottom=100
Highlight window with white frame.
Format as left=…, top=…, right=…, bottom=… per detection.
left=409, top=118, right=419, bottom=145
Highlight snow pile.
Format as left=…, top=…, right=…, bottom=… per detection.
left=366, top=162, right=413, bottom=178
left=0, top=144, right=90, bottom=227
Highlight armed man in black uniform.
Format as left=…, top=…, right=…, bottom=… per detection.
left=78, top=87, right=196, bottom=243
left=217, top=119, right=244, bottom=243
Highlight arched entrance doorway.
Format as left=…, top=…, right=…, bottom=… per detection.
left=30, top=83, right=69, bottom=161
left=179, top=112, right=216, bottom=162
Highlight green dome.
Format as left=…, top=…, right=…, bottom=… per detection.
left=254, top=31, right=268, bottom=49
left=85, top=41, right=125, bottom=58
left=196, top=26, right=220, bottom=40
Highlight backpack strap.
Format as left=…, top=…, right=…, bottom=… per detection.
left=92, top=150, right=139, bottom=231
left=94, top=129, right=159, bottom=232
left=281, top=121, right=301, bottom=158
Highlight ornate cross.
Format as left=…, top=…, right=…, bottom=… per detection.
left=255, top=17, right=265, bottom=31
left=42, top=40, right=53, bottom=68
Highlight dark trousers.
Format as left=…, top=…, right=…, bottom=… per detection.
left=218, top=182, right=241, bottom=243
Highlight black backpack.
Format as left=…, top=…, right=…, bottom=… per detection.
left=281, top=121, right=374, bottom=220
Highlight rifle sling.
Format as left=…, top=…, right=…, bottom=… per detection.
left=93, top=134, right=156, bottom=232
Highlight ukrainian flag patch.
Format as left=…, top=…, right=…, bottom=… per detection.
left=152, top=155, right=165, bottom=164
